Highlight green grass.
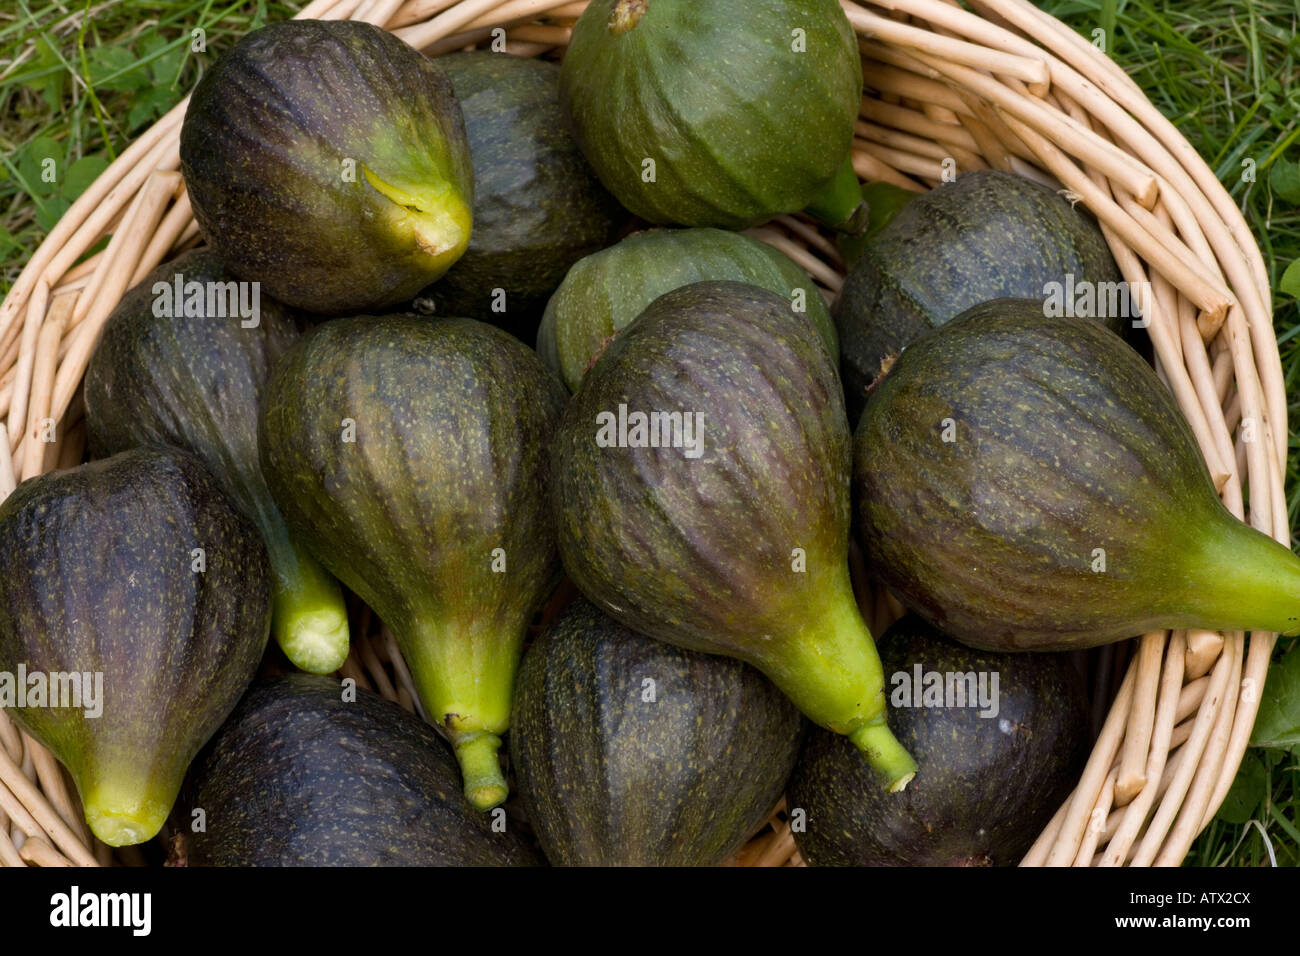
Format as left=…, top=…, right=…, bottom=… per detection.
left=0, top=0, right=1297, bottom=866
left=0, top=0, right=304, bottom=290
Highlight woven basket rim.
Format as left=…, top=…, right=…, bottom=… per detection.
left=0, top=0, right=1284, bottom=868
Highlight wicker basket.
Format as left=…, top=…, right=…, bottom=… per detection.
left=0, top=0, right=1283, bottom=868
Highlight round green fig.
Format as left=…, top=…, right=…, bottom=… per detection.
left=537, top=228, right=837, bottom=392
left=559, top=0, right=865, bottom=230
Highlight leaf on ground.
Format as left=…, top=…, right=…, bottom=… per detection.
left=33, top=196, right=70, bottom=234
left=16, top=136, right=64, bottom=199
left=1250, top=642, right=1300, bottom=750
left=1279, top=258, right=1300, bottom=298
left=1216, top=751, right=1266, bottom=825
left=86, top=46, right=149, bottom=93
left=26, top=33, right=67, bottom=110
left=1269, top=157, right=1300, bottom=204
left=61, top=155, right=110, bottom=202
left=128, top=87, right=179, bottom=129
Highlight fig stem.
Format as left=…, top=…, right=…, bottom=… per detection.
left=608, top=0, right=648, bottom=34
left=805, top=156, right=869, bottom=234
left=850, top=720, right=918, bottom=792
left=270, top=541, right=351, bottom=675
left=453, top=732, right=508, bottom=811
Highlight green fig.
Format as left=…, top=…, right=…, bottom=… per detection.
left=559, top=0, right=866, bottom=230
left=551, top=280, right=916, bottom=790
left=180, top=20, right=474, bottom=315
left=259, top=315, right=567, bottom=809
left=0, top=448, right=271, bottom=846
left=855, top=298, right=1300, bottom=650
left=536, top=227, right=838, bottom=393
left=84, top=249, right=350, bottom=674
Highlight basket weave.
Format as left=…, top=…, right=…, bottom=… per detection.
left=0, top=0, right=1283, bottom=868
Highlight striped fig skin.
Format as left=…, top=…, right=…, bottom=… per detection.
left=0, top=448, right=271, bottom=846
left=537, top=227, right=838, bottom=393
left=560, top=0, right=862, bottom=229
left=552, top=280, right=848, bottom=660
left=83, top=248, right=349, bottom=674
left=547, top=278, right=921, bottom=785
left=180, top=21, right=473, bottom=315
left=422, top=52, right=624, bottom=338
left=258, top=315, right=568, bottom=804
left=853, top=298, right=1291, bottom=651
left=788, top=614, right=1088, bottom=866
left=84, top=249, right=300, bottom=513
left=511, top=599, right=802, bottom=866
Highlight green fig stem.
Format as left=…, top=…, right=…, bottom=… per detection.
left=453, top=732, right=508, bottom=810
left=764, top=567, right=916, bottom=789
left=397, top=615, right=522, bottom=809
left=1185, top=515, right=1300, bottom=636
left=270, top=541, right=351, bottom=675
left=361, top=166, right=470, bottom=268
left=805, top=156, right=869, bottom=234
left=83, top=782, right=171, bottom=847
left=850, top=720, right=918, bottom=792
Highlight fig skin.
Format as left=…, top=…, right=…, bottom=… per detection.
left=0, top=448, right=271, bottom=847
left=184, top=674, right=542, bottom=866
left=180, top=20, right=474, bottom=315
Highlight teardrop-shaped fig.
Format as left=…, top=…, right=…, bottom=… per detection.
left=259, top=315, right=567, bottom=809
left=0, top=448, right=271, bottom=846
left=855, top=298, right=1300, bottom=649
left=551, top=280, right=915, bottom=789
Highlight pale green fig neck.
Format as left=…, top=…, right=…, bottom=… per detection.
left=761, top=566, right=917, bottom=789
left=269, top=538, right=350, bottom=674
left=1180, top=512, right=1300, bottom=635
left=361, top=166, right=471, bottom=268
left=82, top=775, right=173, bottom=847
left=395, top=612, right=526, bottom=810
left=454, top=732, right=508, bottom=810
